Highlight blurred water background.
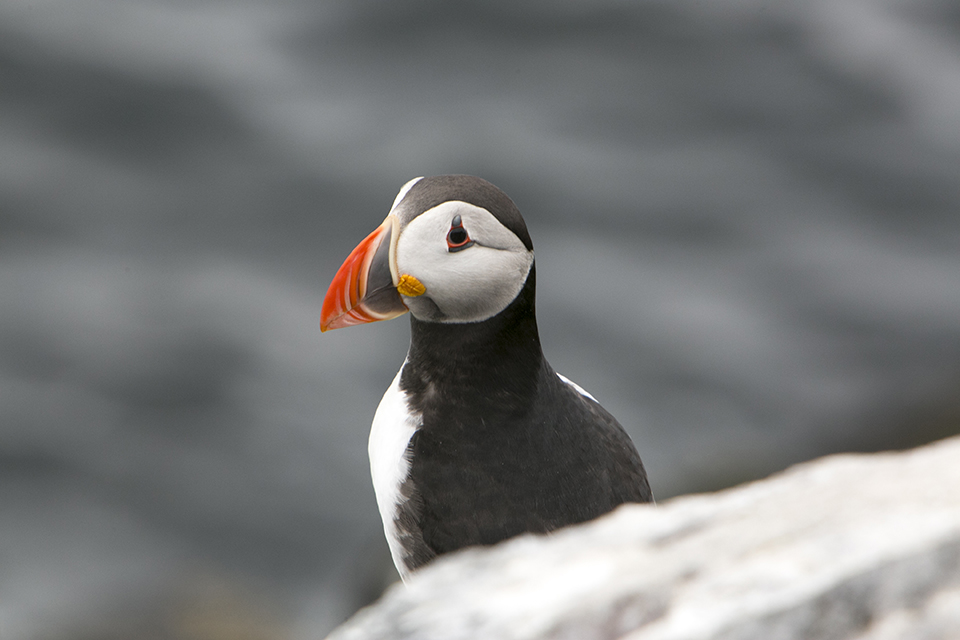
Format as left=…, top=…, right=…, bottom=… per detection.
left=2, top=0, right=960, bottom=638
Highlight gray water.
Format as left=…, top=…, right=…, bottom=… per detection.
left=2, top=1, right=960, bottom=638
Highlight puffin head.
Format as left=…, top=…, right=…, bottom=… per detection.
left=321, top=175, right=535, bottom=331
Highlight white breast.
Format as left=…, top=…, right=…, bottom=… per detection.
left=557, top=372, right=597, bottom=402
left=368, top=363, right=420, bottom=578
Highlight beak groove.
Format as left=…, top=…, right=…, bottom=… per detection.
left=321, top=215, right=407, bottom=332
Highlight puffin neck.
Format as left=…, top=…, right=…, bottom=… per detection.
left=404, top=266, right=543, bottom=392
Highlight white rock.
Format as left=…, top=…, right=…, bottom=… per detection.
left=327, top=437, right=960, bottom=640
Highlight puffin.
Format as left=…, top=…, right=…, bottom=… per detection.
left=320, top=175, right=653, bottom=580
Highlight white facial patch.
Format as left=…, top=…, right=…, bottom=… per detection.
left=390, top=177, right=424, bottom=213
left=395, top=201, right=534, bottom=324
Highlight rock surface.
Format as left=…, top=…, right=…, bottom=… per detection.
left=327, top=437, right=960, bottom=640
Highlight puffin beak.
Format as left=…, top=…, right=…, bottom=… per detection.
left=321, top=215, right=407, bottom=332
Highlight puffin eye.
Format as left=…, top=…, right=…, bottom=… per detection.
left=446, top=214, right=475, bottom=252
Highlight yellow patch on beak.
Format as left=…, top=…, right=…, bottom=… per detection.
left=397, top=274, right=426, bottom=297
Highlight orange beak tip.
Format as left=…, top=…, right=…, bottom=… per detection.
left=320, top=216, right=407, bottom=334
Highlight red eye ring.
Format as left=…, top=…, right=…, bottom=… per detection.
left=447, top=214, right=475, bottom=252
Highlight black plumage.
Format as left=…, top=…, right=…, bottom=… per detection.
left=394, top=265, right=652, bottom=572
